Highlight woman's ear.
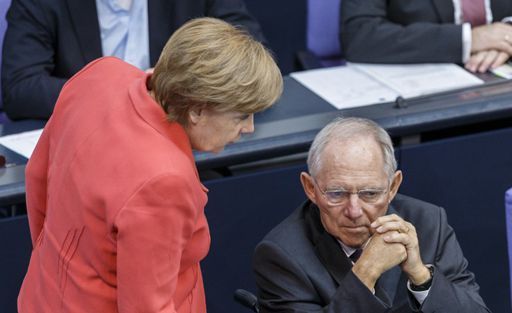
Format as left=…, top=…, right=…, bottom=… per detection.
left=188, top=107, right=203, bottom=125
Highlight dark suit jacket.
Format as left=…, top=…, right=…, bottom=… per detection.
left=341, top=0, right=512, bottom=64
left=1, top=0, right=264, bottom=120
left=253, top=194, right=490, bottom=313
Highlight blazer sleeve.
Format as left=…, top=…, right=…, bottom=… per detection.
left=341, top=0, right=464, bottom=64
left=114, top=173, right=201, bottom=313
left=418, top=207, right=491, bottom=313
left=206, top=0, right=267, bottom=44
left=254, top=240, right=391, bottom=313
left=2, top=0, right=66, bottom=120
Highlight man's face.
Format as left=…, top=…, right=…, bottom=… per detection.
left=301, top=137, right=402, bottom=248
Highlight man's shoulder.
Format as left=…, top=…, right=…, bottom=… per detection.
left=254, top=201, right=326, bottom=272
left=392, top=193, right=445, bottom=230
left=261, top=201, right=309, bottom=243
left=256, top=200, right=318, bottom=258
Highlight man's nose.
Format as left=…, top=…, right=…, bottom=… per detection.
left=344, top=194, right=363, bottom=219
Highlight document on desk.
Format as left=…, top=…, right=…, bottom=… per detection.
left=290, top=63, right=484, bottom=110
left=0, top=129, right=43, bottom=159
left=353, top=63, right=484, bottom=98
left=290, top=66, right=398, bottom=109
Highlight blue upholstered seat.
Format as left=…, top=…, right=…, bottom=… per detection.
left=297, top=0, right=344, bottom=69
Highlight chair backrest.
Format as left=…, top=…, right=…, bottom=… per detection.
left=506, top=187, right=512, bottom=306
left=0, top=0, right=11, bottom=109
left=306, top=0, right=342, bottom=66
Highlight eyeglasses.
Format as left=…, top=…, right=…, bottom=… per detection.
left=312, top=178, right=388, bottom=206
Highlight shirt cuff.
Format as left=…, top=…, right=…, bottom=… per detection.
left=501, top=16, right=512, bottom=24
left=462, top=23, right=472, bottom=63
left=407, top=280, right=430, bottom=304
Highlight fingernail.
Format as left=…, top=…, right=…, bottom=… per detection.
left=377, top=226, right=384, bottom=232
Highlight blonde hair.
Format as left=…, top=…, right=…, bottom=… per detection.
left=149, top=17, right=283, bottom=124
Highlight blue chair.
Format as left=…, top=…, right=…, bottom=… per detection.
left=296, top=0, right=344, bottom=69
left=506, top=187, right=512, bottom=306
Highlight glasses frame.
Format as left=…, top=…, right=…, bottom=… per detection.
left=311, top=177, right=389, bottom=206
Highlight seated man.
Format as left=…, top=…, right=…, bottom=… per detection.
left=1, top=0, right=265, bottom=120
left=341, top=0, right=512, bottom=74
left=253, top=117, right=490, bottom=313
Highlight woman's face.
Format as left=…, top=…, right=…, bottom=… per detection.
left=186, top=108, right=255, bottom=153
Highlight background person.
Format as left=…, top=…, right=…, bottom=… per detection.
left=342, top=0, right=512, bottom=73
left=18, top=17, right=282, bottom=313
left=1, top=0, right=265, bottom=120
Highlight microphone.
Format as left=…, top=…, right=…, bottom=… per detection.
left=234, top=289, right=259, bottom=313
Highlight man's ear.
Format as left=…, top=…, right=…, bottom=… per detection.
left=300, top=172, right=317, bottom=204
left=388, top=170, right=403, bottom=202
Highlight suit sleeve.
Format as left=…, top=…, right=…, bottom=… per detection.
left=2, top=0, right=66, bottom=119
left=114, top=173, right=201, bottom=313
left=206, top=0, right=267, bottom=44
left=341, top=0, right=463, bottom=63
left=418, top=207, right=491, bottom=313
left=254, top=240, right=390, bottom=313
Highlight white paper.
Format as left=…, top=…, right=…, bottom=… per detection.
left=290, top=66, right=398, bottom=110
left=0, top=129, right=43, bottom=159
left=291, top=63, right=484, bottom=110
left=352, top=63, right=484, bottom=98
left=491, top=63, right=512, bottom=79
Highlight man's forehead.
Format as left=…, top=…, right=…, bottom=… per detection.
left=322, top=137, right=384, bottom=164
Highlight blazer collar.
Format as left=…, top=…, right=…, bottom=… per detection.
left=304, top=201, right=353, bottom=286
left=128, top=74, right=195, bottom=166
left=304, top=201, right=405, bottom=306
left=65, top=1, right=103, bottom=64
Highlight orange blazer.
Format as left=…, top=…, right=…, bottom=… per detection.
left=18, top=57, right=211, bottom=313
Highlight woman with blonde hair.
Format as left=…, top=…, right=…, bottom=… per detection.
left=18, top=17, right=282, bottom=313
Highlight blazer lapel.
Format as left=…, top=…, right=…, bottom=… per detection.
left=378, top=204, right=408, bottom=306
left=304, top=202, right=353, bottom=285
left=306, top=201, right=406, bottom=306
left=431, top=0, right=455, bottom=23
left=64, top=0, right=102, bottom=64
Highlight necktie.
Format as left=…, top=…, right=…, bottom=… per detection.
left=349, top=249, right=363, bottom=263
left=461, top=0, right=486, bottom=26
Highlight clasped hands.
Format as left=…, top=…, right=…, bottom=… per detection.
left=352, top=214, right=431, bottom=292
left=466, top=22, right=512, bottom=73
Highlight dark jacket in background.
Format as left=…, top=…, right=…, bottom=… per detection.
left=1, top=0, right=265, bottom=119
left=342, top=0, right=512, bottom=64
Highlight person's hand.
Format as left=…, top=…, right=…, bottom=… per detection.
left=371, top=214, right=431, bottom=286
left=471, top=22, right=512, bottom=55
left=465, top=49, right=510, bottom=73
left=352, top=231, right=406, bottom=291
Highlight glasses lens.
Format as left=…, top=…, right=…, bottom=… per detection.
left=358, top=190, right=384, bottom=203
left=324, top=189, right=386, bottom=205
left=325, top=190, right=348, bottom=204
